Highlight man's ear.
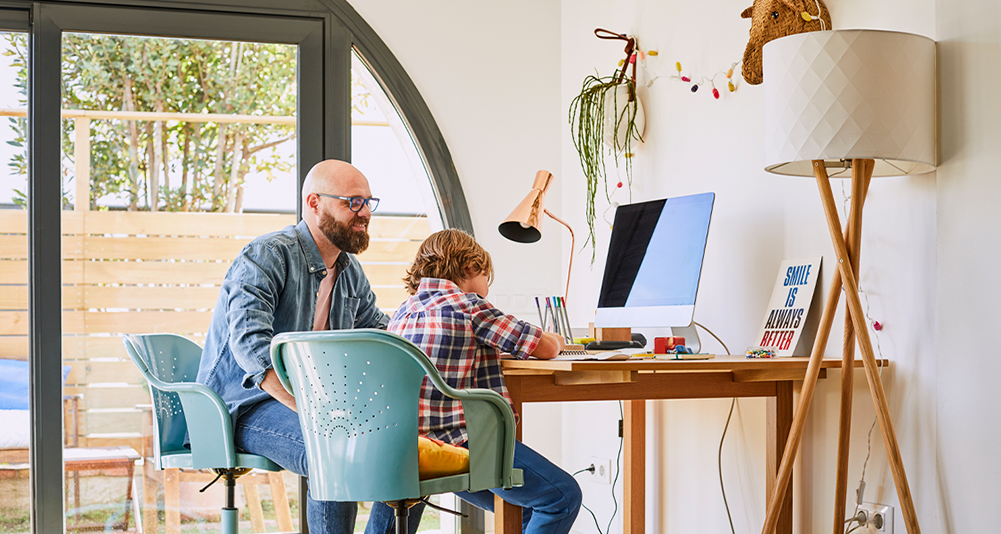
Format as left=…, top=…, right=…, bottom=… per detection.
left=304, top=193, right=319, bottom=213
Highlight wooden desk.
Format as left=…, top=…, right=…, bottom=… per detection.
left=496, top=356, right=883, bottom=534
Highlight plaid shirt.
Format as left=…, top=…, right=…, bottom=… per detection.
left=388, top=278, right=541, bottom=445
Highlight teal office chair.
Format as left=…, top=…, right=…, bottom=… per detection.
left=123, top=334, right=283, bottom=534
left=271, top=329, right=524, bottom=534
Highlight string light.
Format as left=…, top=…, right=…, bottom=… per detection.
left=644, top=53, right=742, bottom=100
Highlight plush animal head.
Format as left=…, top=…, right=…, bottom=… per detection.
left=741, top=0, right=832, bottom=85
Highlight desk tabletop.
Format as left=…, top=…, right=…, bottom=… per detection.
left=502, top=356, right=887, bottom=381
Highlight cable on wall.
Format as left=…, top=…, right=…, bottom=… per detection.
left=694, top=321, right=736, bottom=534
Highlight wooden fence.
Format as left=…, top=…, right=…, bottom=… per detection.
left=0, top=210, right=428, bottom=451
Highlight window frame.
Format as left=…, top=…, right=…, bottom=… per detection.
left=3, top=2, right=470, bottom=533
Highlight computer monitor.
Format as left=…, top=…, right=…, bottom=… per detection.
left=594, top=192, right=715, bottom=328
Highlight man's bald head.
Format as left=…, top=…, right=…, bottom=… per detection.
left=301, top=160, right=375, bottom=258
left=301, top=160, right=371, bottom=211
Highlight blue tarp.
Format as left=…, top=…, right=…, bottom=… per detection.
left=0, top=359, right=71, bottom=410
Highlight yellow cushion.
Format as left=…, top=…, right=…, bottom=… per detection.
left=417, top=435, right=470, bottom=480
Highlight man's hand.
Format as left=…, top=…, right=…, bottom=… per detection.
left=261, top=368, right=297, bottom=412
left=531, top=332, right=566, bottom=359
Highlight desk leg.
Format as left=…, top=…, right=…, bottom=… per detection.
left=496, top=377, right=523, bottom=534
left=623, top=400, right=645, bottom=534
left=766, top=382, right=794, bottom=534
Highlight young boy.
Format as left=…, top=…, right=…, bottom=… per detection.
left=388, top=229, right=581, bottom=534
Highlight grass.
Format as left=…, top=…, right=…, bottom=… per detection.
left=0, top=497, right=444, bottom=534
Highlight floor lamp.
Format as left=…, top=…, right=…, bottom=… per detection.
left=760, top=30, right=935, bottom=534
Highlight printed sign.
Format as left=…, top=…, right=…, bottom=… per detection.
left=755, top=256, right=822, bottom=356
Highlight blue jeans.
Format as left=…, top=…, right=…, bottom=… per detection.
left=456, top=440, right=581, bottom=534
left=234, top=399, right=424, bottom=534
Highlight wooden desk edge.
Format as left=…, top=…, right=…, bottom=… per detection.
left=502, top=356, right=887, bottom=373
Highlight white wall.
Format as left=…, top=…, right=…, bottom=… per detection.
left=936, top=0, right=1001, bottom=532
left=345, top=0, right=567, bottom=461
left=351, top=0, right=1000, bottom=532
left=558, top=1, right=941, bottom=533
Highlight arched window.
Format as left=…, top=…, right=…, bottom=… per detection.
left=0, top=2, right=467, bottom=531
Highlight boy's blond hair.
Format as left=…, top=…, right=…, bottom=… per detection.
left=404, top=229, right=494, bottom=295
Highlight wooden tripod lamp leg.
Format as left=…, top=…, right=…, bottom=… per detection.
left=832, top=159, right=873, bottom=533
left=761, top=163, right=856, bottom=534
left=815, top=164, right=922, bottom=534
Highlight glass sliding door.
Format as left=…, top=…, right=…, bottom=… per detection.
left=60, top=32, right=301, bottom=532
left=27, top=4, right=327, bottom=533
left=0, top=11, right=31, bottom=534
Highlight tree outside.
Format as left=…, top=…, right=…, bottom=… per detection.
left=3, top=33, right=302, bottom=212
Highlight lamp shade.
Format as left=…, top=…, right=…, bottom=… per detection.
left=762, top=29, right=935, bottom=177
left=498, top=170, right=554, bottom=243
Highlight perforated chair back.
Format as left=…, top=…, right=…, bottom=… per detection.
left=124, top=334, right=200, bottom=461
left=124, top=333, right=278, bottom=471
left=273, top=329, right=523, bottom=505
left=272, top=330, right=426, bottom=502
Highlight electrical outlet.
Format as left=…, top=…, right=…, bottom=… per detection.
left=859, top=502, right=893, bottom=533
left=588, top=456, right=612, bottom=484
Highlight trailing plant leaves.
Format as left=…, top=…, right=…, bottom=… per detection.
left=568, top=72, right=642, bottom=262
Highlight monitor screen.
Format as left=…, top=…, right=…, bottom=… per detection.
left=594, top=192, right=714, bottom=328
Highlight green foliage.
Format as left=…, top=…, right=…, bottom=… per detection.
left=3, top=33, right=305, bottom=212
left=568, top=72, right=642, bottom=261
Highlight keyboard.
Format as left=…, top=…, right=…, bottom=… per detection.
left=552, top=349, right=630, bottom=361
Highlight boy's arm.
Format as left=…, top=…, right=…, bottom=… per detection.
left=470, top=300, right=543, bottom=359
left=530, top=332, right=565, bottom=359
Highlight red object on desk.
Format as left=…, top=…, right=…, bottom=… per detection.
left=654, top=336, right=684, bottom=353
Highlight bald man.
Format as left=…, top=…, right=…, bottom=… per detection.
left=197, top=160, right=422, bottom=534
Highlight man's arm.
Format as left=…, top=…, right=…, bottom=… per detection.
left=260, top=369, right=297, bottom=412
left=223, top=243, right=288, bottom=392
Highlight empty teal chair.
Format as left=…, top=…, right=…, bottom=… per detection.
left=271, top=329, right=524, bottom=534
left=123, top=334, right=283, bottom=534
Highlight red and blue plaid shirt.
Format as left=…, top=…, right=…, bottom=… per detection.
left=388, top=278, right=542, bottom=445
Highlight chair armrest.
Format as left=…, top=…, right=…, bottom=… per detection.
left=452, top=391, right=519, bottom=491
left=122, top=335, right=238, bottom=468
left=148, top=381, right=239, bottom=468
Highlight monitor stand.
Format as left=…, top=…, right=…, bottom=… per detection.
left=670, top=324, right=700, bottom=353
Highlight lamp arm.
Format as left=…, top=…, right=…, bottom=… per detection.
left=543, top=209, right=574, bottom=303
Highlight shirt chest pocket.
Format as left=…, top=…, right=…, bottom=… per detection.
left=330, top=296, right=360, bottom=330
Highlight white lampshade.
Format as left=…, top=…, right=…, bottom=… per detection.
left=763, top=29, right=936, bottom=177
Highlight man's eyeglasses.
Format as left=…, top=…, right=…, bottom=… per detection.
left=315, top=193, right=380, bottom=213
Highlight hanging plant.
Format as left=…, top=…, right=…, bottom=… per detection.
left=569, top=29, right=646, bottom=261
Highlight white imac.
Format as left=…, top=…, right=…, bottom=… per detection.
left=594, top=192, right=715, bottom=347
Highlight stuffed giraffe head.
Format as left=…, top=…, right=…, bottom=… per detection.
left=740, top=0, right=832, bottom=85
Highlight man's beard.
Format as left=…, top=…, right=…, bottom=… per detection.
left=319, top=213, right=370, bottom=254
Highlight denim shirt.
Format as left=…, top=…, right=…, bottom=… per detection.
left=197, top=219, right=389, bottom=424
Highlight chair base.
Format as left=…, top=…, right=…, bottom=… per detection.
left=216, top=468, right=253, bottom=534
left=386, top=499, right=422, bottom=534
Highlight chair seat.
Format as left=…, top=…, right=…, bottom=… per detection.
left=159, top=451, right=282, bottom=472
left=417, top=468, right=524, bottom=497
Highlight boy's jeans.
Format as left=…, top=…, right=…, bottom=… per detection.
left=234, top=399, right=424, bottom=534
left=456, top=440, right=582, bottom=534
